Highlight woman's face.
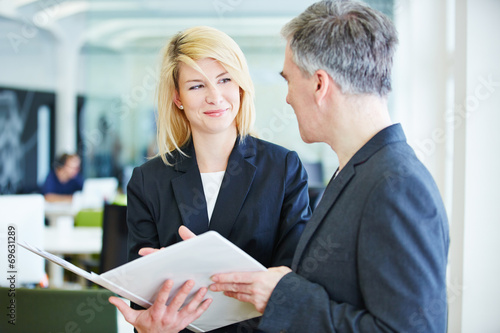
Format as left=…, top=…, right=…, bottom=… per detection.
left=175, top=58, right=240, bottom=138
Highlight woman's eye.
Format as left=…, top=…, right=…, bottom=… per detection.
left=189, top=84, right=204, bottom=90
left=220, top=78, right=231, bottom=84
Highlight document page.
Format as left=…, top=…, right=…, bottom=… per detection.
left=18, top=241, right=94, bottom=281
left=19, top=231, right=266, bottom=332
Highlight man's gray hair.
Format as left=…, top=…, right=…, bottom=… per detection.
left=282, top=0, right=398, bottom=97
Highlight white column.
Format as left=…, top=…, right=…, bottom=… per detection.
left=392, top=0, right=449, bottom=195
left=449, top=0, right=500, bottom=332
left=55, top=42, right=79, bottom=154
left=448, top=0, right=467, bottom=331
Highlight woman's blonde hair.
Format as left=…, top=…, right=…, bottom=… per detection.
left=156, top=26, right=256, bottom=165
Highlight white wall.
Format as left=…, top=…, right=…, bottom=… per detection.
left=393, top=0, right=449, bottom=196
left=456, top=0, right=500, bottom=332
left=0, top=20, right=57, bottom=91
left=0, top=14, right=89, bottom=156
left=393, top=1, right=500, bottom=331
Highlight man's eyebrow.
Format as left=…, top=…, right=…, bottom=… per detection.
left=280, top=71, right=287, bottom=80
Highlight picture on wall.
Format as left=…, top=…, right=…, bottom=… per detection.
left=0, top=87, right=55, bottom=195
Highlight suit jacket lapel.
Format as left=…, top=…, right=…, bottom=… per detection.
left=209, top=137, right=257, bottom=239
left=170, top=142, right=210, bottom=235
left=291, top=124, right=407, bottom=270
left=291, top=168, right=355, bottom=270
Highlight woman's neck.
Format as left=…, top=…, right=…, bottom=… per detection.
left=192, top=129, right=238, bottom=173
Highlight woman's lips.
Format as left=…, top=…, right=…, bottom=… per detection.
left=203, top=109, right=228, bottom=117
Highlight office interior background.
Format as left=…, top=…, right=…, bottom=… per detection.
left=0, top=0, right=499, bottom=332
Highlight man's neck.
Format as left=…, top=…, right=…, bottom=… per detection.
left=326, top=94, right=392, bottom=172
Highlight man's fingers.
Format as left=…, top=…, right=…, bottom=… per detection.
left=209, top=282, right=252, bottom=293
left=109, top=296, right=139, bottom=324
left=178, top=226, right=196, bottom=240
left=223, top=291, right=255, bottom=304
left=211, top=272, right=254, bottom=284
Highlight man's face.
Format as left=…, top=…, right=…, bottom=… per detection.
left=281, top=43, right=317, bottom=143
left=64, top=156, right=81, bottom=178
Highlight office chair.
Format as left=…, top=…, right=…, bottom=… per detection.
left=302, top=161, right=324, bottom=188
left=0, top=287, right=117, bottom=333
left=302, top=162, right=326, bottom=212
left=308, top=187, right=325, bottom=212
left=100, top=203, right=128, bottom=273
left=0, top=194, right=45, bottom=287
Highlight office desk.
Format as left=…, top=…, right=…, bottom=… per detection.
left=44, top=226, right=102, bottom=288
left=44, top=202, right=78, bottom=226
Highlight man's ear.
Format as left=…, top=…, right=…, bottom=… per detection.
left=314, top=69, right=331, bottom=106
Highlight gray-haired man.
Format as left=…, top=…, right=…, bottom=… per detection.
left=210, top=1, right=450, bottom=332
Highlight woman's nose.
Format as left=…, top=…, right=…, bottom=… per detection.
left=205, top=85, right=223, bottom=105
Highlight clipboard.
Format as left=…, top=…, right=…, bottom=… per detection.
left=19, top=231, right=266, bottom=332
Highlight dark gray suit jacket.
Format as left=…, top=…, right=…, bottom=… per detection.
left=259, top=124, right=450, bottom=332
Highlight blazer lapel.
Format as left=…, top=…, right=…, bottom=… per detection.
left=209, top=137, right=257, bottom=239
left=170, top=143, right=210, bottom=235
left=291, top=124, right=408, bottom=270
left=291, top=165, right=355, bottom=270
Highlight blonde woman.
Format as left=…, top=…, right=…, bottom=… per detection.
left=111, top=26, right=311, bottom=332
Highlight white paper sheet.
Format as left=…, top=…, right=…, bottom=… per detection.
left=18, top=240, right=94, bottom=281
left=19, top=231, right=266, bottom=332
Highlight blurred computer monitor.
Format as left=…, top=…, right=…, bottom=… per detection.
left=74, top=177, right=118, bottom=209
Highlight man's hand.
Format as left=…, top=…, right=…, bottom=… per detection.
left=209, top=266, right=292, bottom=313
left=109, top=280, right=212, bottom=333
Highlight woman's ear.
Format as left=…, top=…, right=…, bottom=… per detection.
left=173, top=90, right=182, bottom=109
left=314, top=69, right=331, bottom=106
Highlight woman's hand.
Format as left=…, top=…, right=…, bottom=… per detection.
left=178, top=225, right=196, bottom=240
left=109, top=280, right=212, bottom=333
left=138, top=226, right=196, bottom=256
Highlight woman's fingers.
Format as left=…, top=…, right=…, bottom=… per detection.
left=109, top=296, right=140, bottom=325
left=138, top=247, right=161, bottom=256
left=178, top=225, right=196, bottom=240
left=167, top=280, right=196, bottom=312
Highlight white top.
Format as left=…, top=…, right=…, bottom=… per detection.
left=200, top=171, right=225, bottom=222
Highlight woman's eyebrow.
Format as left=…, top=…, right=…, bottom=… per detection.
left=216, top=71, right=229, bottom=78
left=185, top=71, right=228, bottom=83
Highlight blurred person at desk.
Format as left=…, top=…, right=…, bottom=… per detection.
left=109, top=26, right=312, bottom=333
left=41, top=153, right=84, bottom=202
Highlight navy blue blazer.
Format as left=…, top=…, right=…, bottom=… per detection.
left=127, top=135, right=311, bottom=269
left=259, top=124, right=450, bottom=333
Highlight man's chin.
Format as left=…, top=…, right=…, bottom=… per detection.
left=299, top=132, right=315, bottom=144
